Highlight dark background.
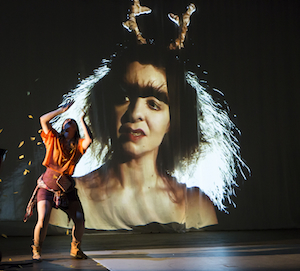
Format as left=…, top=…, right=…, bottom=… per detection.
left=0, top=0, right=299, bottom=232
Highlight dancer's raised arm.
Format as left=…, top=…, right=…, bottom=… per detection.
left=80, top=111, right=93, bottom=151
left=40, top=101, right=73, bottom=134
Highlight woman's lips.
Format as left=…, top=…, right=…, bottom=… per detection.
left=120, top=128, right=145, bottom=142
left=129, top=130, right=145, bottom=142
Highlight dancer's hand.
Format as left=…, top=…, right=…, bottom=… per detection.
left=80, top=109, right=86, bottom=120
left=61, top=99, right=74, bottom=112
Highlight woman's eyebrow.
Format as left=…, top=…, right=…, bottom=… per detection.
left=141, top=85, right=169, bottom=104
left=121, top=83, right=169, bottom=104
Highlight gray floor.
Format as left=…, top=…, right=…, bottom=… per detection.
left=1, top=229, right=300, bottom=270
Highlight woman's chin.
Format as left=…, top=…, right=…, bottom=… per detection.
left=122, top=150, right=143, bottom=160
left=118, top=145, right=147, bottom=160
left=116, top=141, right=159, bottom=161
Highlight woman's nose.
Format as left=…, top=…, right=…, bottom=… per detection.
left=129, top=98, right=145, bottom=122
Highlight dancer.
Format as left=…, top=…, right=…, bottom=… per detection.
left=25, top=102, right=92, bottom=260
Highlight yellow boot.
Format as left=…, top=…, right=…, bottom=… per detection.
left=70, top=240, right=87, bottom=259
left=31, top=244, right=42, bottom=261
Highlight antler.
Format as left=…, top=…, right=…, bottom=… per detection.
left=122, top=0, right=152, bottom=44
left=168, top=3, right=196, bottom=50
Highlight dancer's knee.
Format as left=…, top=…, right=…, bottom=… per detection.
left=73, top=211, right=85, bottom=225
left=36, top=217, right=49, bottom=229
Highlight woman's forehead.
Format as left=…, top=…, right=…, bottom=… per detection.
left=124, top=61, right=168, bottom=93
left=63, top=119, right=76, bottom=125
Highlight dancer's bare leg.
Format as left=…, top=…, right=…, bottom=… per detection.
left=33, top=200, right=52, bottom=247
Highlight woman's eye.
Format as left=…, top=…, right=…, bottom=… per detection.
left=147, top=99, right=160, bottom=110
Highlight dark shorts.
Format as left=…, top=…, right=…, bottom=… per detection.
left=36, top=187, right=80, bottom=207
left=36, top=168, right=79, bottom=209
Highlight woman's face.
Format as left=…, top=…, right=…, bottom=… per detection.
left=114, top=61, right=170, bottom=159
left=62, top=119, right=77, bottom=139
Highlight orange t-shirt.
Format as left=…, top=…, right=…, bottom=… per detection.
left=41, top=129, right=85, bottom=175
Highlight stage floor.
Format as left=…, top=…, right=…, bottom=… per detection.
left=1, top=229, right=300, bottom=270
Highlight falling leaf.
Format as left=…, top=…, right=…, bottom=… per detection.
left=2, top=234, right=7, bottom=238
left=14, top=191, right=18, bottom=194
left=9, top=258, right=12, bottom=261
left=18, top=141, right=25, bottom=148
left=28, top=161, right=32, bottom=166
left=38, top=129, right=42, bottom=133
left=19, top=155, right=25, bottom=159
left=66, top=229, right=69, bottom=235
left=28, top=115, right=33, bottom=119
left=30, top=137, right=36, bottom=141
left=23, top=169, right=30, bottom=175
left=37, top=142, right=42, bottom=145
left=0, top=128, right=3, bottom=133
left=0, top=179, right=2, bottom=182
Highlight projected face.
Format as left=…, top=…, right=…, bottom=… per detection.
left=114, top=61, right=170, bottom=158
